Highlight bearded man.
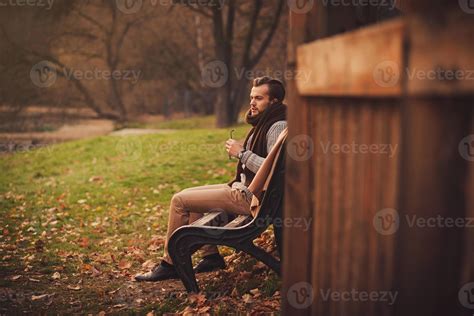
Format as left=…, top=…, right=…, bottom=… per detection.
left=135, top=76, right=287, bottom=282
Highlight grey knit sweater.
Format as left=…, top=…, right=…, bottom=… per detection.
left=231, top=120, right=287, bottom=202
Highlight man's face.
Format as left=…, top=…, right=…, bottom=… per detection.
left=249, top=85, right=274, bottom=117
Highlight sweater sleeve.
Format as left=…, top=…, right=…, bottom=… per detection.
left=240, top=121, right=287, bottom=173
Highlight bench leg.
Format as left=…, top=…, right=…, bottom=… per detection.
left=169, top=244, right=200, bottom=293
left=241, top=242, right=281, bottom=276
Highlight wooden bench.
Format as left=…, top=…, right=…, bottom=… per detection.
left=168, top=144, right=286, bottom=293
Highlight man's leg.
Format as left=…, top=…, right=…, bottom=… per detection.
left=162, top=184, right=250, bottom=265
left=179, top=183, right=230, bottom=257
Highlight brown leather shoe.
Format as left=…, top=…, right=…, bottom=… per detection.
left=193, top=254, right=226, bottom=273
left=135, top=260, right=179, bottom=282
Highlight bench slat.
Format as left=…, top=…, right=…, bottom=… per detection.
left=189, top=211, right=225, bottom=227
left=224, top=215, right=252, bottom=228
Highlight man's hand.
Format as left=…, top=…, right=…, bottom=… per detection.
left=226, top=139, right=244, bottom=158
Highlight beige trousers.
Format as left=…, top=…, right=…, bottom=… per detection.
left=163, top=183, right=251, bottom=265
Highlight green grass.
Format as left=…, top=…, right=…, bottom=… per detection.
left=0, top=120, right=253, bottom=313
left=150, top=115, right=218, bottom=129
left=125, top=113, right=247, bottom=130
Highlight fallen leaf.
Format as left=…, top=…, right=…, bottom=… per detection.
left=239, top=271, right=252, bottom=280
left=88, top=176, right=103, bottom=182
left=188, top=293, right=207, bottom=306
left=231, top=288, right=239, bottom=297
left=198, top=306, right=211, bottom=313
left=31, top=294, right=49, bottom=301
left=141, top=259, right=156, bottom=270
left=67, top=285, right=82, bottom=291
left=250, top=288, right=260, bottom=296
left=52, top=272, right=61, bottom=280
left=108, top=287, right=121, bottom=295
left=242, top=293, right=253, bottom=304
left=78, top=237, right=89, bottom=248
left=11, top=275, right=21, bottom=281
left=118, top=260, right=131, bottom=270
left=29, top=278, right=40, bottom=282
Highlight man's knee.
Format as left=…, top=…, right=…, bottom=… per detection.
left=171, top=192, right=183, bottom=207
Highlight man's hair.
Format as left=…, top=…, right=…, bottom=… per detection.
left=253, top=76, right=286, bottom=102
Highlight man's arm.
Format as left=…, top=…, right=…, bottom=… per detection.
left=241, top=121, right=287, bottom=173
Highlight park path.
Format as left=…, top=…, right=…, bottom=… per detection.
left=0, top=119, right=175, bottom=152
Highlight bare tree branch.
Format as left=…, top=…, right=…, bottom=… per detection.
left=248, top=0, right=284, bottom=68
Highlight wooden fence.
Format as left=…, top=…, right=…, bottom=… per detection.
left=282, top=1, right=474, bottom=315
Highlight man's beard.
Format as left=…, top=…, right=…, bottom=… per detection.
left=245, top=110, right=265, bottom=126
left=246, top=105, right=268, bottom=126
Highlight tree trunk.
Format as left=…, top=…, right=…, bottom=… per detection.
left=215, top=81, right=234, bottom=127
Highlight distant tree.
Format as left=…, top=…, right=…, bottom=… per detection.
left=178, top=0, right=286, bottom=127
left=0, top=1, right=160, bottom=122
